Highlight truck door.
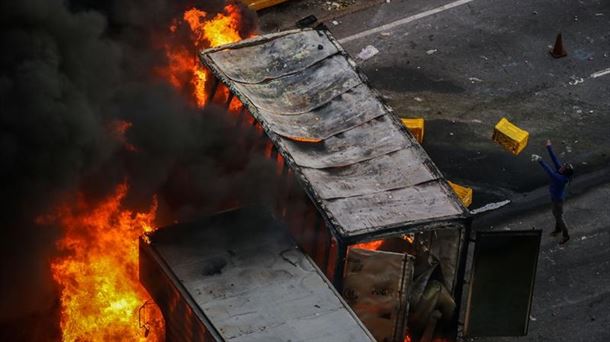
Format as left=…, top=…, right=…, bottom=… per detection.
left=464, top=230, right=542, bottom=337
left=343, top=248, right=415, bottom=342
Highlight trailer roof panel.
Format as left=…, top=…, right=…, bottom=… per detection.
left=256, top=84, right=386, bottom=141
left=325, top=181, right=465, bottom=235
left=300, top=149, right=437, bottom=199
left=208, top=30, right=339, bottom=84
left=146, top=208, right=375, bottom=341
left=200, top=29, right=469, bottom=238
left=231, top=54, right=360, bottom=115
left=278, top=115, right=411, bottom=168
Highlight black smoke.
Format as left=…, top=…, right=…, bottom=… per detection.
left=0, top=0, right=265, bottom=339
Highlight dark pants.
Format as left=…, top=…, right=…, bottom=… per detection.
left=552, top=201, right=569, bottom=238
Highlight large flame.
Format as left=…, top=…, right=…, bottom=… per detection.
left=46, top=4, right=251, bottom=340
left=158, top=4, right=251, bottom=107
left=46, top=183, right=164, bottom=341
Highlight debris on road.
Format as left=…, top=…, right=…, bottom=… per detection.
left=448, top=181, right=473, bottom=208
left=492, top=117, right=529, bottom=155
left=413, top=96, right=423, bottom=102
left=590, top=67, right=610, bottom=78
left=296, top=15, right=317, bottom=28
left=468, top=77, right=483, bottom=83
left=470, top=200, right=511, bottom=215
left=401, top=118, right=425, bottom=143
left=568, top=76, right=585, bottom=85
left=357, top=45, right=379, bottom=61
left=426, top=49, right=438, bottom=55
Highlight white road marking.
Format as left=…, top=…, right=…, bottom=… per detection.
left=590, top=67, right=610, bottom=79
left=338, top=0, right=476, bottom=44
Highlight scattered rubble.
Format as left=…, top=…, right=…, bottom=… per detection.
left=470, top=200, right=511, bottom=215
left=357, top=45, right=379, bottom=60
left=568, top=76, right=584, bottom=85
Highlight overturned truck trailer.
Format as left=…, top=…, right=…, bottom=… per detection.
left=141, top=29, right=542, bottom=341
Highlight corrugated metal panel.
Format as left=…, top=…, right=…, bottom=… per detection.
left=232, top=54, right=360, bottom=115
left=325, top=181, right=465, bottom=235
left=146, top=209, right=375, bottom=342
left=301, top=149, right=436, bottom=199
left=208, top=30, right=338, bottom=84
left=278, top=115, right=411, bottom=168
left=258, top=84, right=386, bottom=141
left=200, top=29, right=468, bottom=238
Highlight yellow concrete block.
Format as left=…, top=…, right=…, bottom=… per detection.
left=401, top=118, right=425, bottom=144
left=240, top=0, right=288, bottom=11
left=492, top=117, right=529, bottom=155
left=448, top=181, right=473, bottom=208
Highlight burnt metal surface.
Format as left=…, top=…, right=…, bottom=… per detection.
left=301, top=149, right=436, bottom=199
left=258, top=84, right=387, bottom=141
left=200, top=29, right=468, bottom=238
left=343, top=248, right=414, bottom=342
left=325, top=181, right=464, bottom=235
left=145, top=208, right=375, bottom=342
left=232, top=54, right=361, bottom=115
left=279, top=115, right=411, bottom=168
left=208, top=30, right=339, bottom=84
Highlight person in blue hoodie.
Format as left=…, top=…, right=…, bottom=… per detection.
left=531, top=140, right=574, bottom=244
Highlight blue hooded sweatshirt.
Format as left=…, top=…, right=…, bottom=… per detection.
left=538, top=145, right=569, bottom=201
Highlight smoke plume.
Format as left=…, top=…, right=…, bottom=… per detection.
left=0, top=0, right=265, bottom=338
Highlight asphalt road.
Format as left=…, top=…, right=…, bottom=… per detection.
left=260, top=0, right=610, bottom=208
left=473, top=182, right=610, bottom=342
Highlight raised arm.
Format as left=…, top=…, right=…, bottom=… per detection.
left=546, top=140, right=561, bottom=170
left=539, top=159, right=563, bottom=181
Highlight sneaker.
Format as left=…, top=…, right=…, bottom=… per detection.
left=550, top=230, right=561, bottom=237
left=559, top=236, right=570, bottom=245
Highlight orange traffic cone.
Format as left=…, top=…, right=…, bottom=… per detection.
left=550, top=33, right=567, bottom=58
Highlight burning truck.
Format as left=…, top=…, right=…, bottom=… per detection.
left=140, top=29, right=542, bottom=341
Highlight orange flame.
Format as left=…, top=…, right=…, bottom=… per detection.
left=158, top=4, right=252, bottom=107
left=351, top=240, right=384, bottom=251
left=45, top=183, right=164, bottom=341
left=110, top=119, right=138, bottom=152
left=45, top=4, right=253, bottom=340
left=228, top=96, right=244, bottom=113
left=351, top=234, right=416, bottom=251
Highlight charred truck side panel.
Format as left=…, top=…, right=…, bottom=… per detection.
left=139, top=208, right=375, bottom=342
